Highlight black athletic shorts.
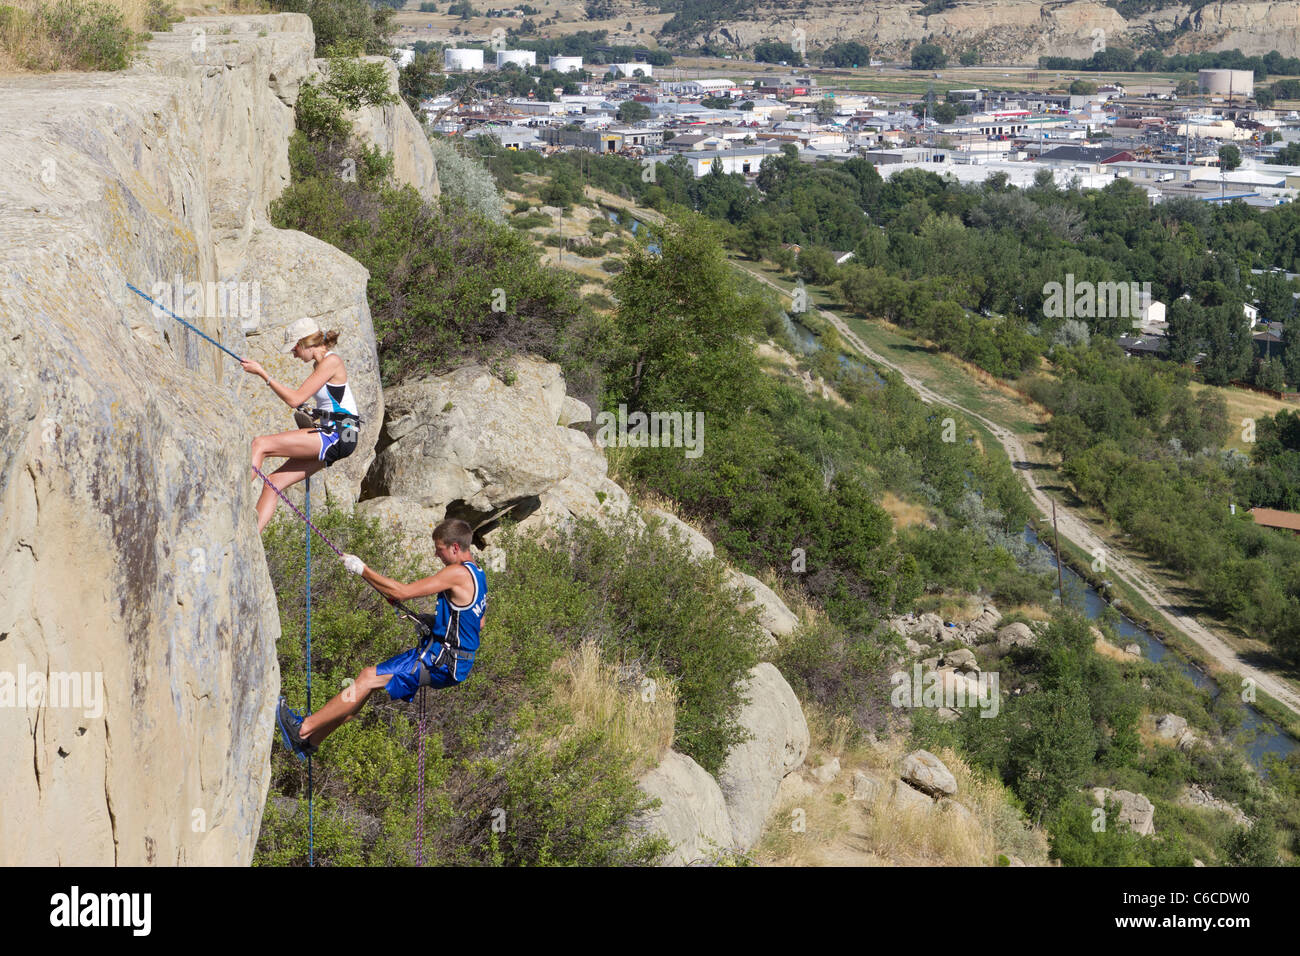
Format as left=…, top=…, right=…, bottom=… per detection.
left=316, top=418, right=359, bottom=466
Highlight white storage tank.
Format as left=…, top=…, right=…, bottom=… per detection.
left=1197, top=69, right=1255, bottom=96
left=496, top=49, right=537, bottom=69
left=444, top=47, right=485, bottom=72
left=549, top=55, right=583, bottom=73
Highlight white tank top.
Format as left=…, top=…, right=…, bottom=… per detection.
left=313, top=351, right=358, bottom=416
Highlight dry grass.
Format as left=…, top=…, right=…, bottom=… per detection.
left=915, top=592, right=983, bottom=623
left=550, top=641, right=676, bottom=777
left=0, top=0, right=265, bottom=74
left=1093, top=635, right=1139, bottom=663
left=879, top=490, right=933, bottom=530
left=755, top=731, right=1051, bottom=867
left=1005, top=603, right=1052, bottom=621
left=1189, top=381, right=1300, bottom=453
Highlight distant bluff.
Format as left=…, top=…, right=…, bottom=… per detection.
left=684, top=0, right=1300, bottom=64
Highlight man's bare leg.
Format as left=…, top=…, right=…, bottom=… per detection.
left=300, top=665, right=391, bottom=746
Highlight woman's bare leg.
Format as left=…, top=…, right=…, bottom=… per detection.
left=251, top=428, right=322, bottom=479
left=256, top=457, right=326, bottom=533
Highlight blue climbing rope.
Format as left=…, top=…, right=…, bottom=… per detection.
left=305, top=478, right=314, bottom=867
left=126, top=283, right=246, bottom=363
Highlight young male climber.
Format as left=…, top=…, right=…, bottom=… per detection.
left=275, top=518, right=488, bottom=759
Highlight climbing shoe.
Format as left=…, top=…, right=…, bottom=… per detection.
left=276, top=696, right=318, bottom=761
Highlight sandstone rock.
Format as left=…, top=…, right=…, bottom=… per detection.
left=304, top=56, right=438, bottom=202
left=1092, top=787, right=1156, bottom=836
left=717, top=663, right=810, bottom=851
left=852, top=770, right=884, bottom=803
left=997, top=622, right=1037, bottom=650
left=365, top=362, right=574, bottom=524
left=810, top=757, right=841, bottom=785
left=1154, top=714, right=1188, bottom=740
left=558, top=395, right=592, bottom=427
left=944, top=648, right=979, bottom=672
left=889, top=779, right=934, bottom=814
left=237, top=227, right=382, bottom=507
left=965, top=604, right=1002, bottom=637
left=1179, top=785, right=1249, bottom=827
left=354, top=496, right=445, bottom=564
left=936, top=707, right=961, bottom=722
left=0, top=12, right=336, bottom=864
left=905, top=638, right=925, bottom=656
left=901, top=749, right=958, bottom=797
left=1124, top=643, right=1143, bottom=657
left=649, top=509, right=714, bottom=562
left=775, top=770, right=815, bottom=805
left=938, top=799, right=976, bottom=827
left=636, top=750, right=734, bottom=866
left=727, top=570, right=799, bottom=640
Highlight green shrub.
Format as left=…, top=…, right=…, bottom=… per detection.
left=600, top=257, right=624, bottom=273
left=15, top=0, right=133, bottom=71
left=269, top=0, right=393, bottom=55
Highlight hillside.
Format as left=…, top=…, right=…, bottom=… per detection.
left=584, top=0, right=1300, bottom=63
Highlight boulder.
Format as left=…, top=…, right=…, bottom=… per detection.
left=810, top=757, right=841, bottom=785
left=852, top=770, right=885, bottom=803
left=997, top=622, right=1037, bottom=650
left=727, top=570, right=799, bottom=640
left=944, top=648, right=979, bottom=672
left=1091, top=787, right=1155, bottom=836
left=1124, top=643, right=1143, bottom=657
left=364, top=359, right=575, bottom=524
left=303, top=56, right=439, bottom=202
left=636, top=750, right=734, bottom=866
left=1179, top=785, right=1249, bottom=827
left=888, top=779, right=934, bottom=814
left=354, top=496, right=445, bottom=564
left=558, top=395, right=592, bottom=427
left=649, top=509, right=714, bottom=562
left=938, top=799, right=976, bottom=827
left=717, top=663, right=810, bottom=851
left=1154, top=714, right=1188, bottom=740
left=965, top=604, right=1002, bottom=637
left=901, top=749, right=958, bottom=797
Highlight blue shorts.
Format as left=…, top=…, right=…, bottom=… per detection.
left=376, top=646, right=463, bottom=702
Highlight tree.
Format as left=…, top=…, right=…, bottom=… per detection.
left=932, top=102, right=957, bottom=123
left=959, top=48, right=979, bottom=67
left=1175, top=78, right=1198, bottom=97
left=1218, top=143, right=1242, bottom=172
left=616, top=99, right=651, bottom=123
left=1256, top=86, right=1276, bottom=108
left=607, top=212, right=764, bottom=419
left=752, top=39, right=802, bottom=67
left=813, top=96, right=836, bottom=123
left=819, top=40, right=870, bottom=69
left=910, top=43, right=948, bottom=71
left=1069, top=79, right=1097, bottom=95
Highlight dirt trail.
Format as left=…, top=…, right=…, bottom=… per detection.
left=732, top=261, right=1300, bottom=721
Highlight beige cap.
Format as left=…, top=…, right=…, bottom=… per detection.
left=280, top=317, right=321, bottom=353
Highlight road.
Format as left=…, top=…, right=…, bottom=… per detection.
left=730, top=260, right=1300, bottom=721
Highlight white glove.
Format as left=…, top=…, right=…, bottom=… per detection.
left=341, top=553, right=366, bottom=575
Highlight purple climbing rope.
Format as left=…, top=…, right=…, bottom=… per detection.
left=415, top=687, right=427, bottom=867
left=251, top=464, right=346, bottom=558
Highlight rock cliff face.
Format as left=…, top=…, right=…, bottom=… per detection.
left=0, top=13, right=435, bottom=864
left=689, top=0, right=1300, bottom=64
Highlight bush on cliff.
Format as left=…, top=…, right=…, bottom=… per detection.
left=255, top=505, right=765, bottom=864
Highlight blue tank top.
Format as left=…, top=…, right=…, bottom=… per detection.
left=420, top=561, right=487, bottom=681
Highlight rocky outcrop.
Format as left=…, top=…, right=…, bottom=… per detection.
left=1179, top=785, right=1250, bottom=827
left=1154, top=713, right=1198, bottom=752
left=997, top=622, right=1038, bottom=650
left=728, top=570, right=799, bottom=640
left=717, top=663, right=811, bottom=851
left=0, top=12, right=444, bottom=865
left=304, top=56, right=439, bottom=203
left=1092, top=787, right=1156, bottom=836
left=686, top=0, right=1300, bottom=65
left=901, top=749, right=958, bottom=797
left=636, top=750, right=735, bottom=866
